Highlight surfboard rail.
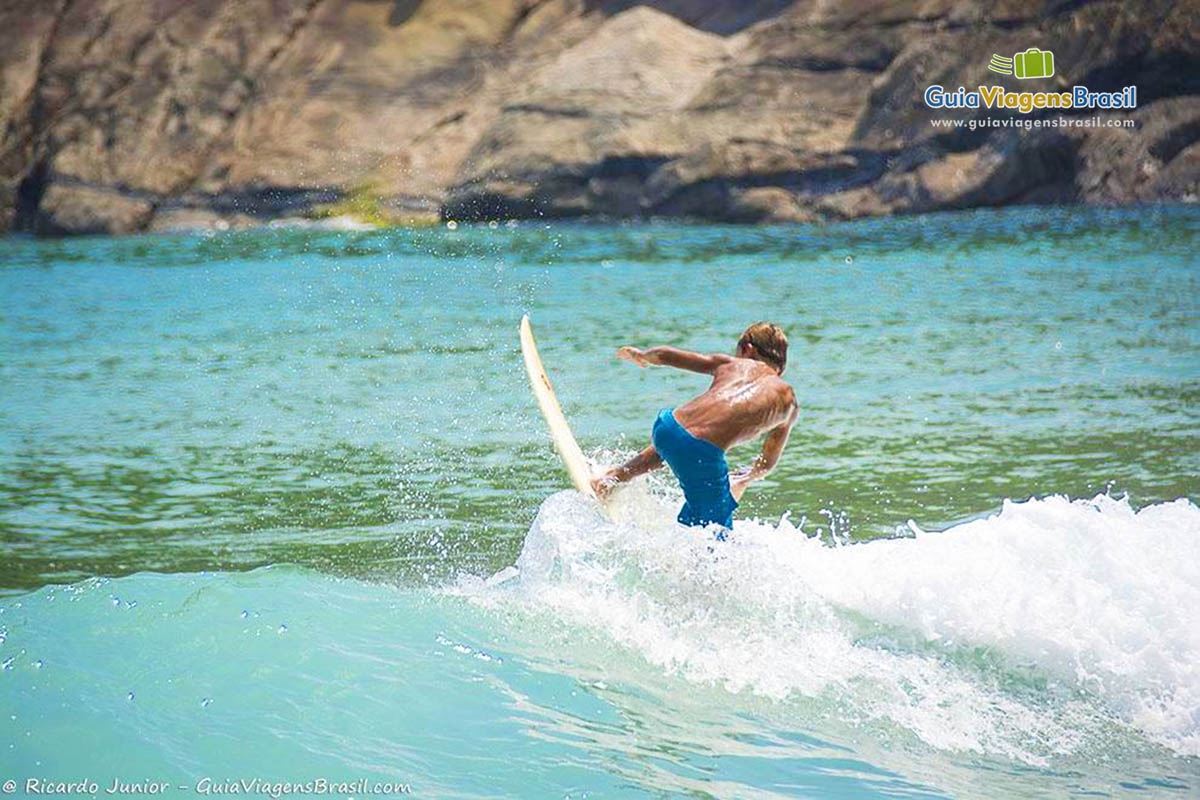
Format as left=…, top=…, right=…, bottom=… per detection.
left=519, top=315, right=598, bottom=500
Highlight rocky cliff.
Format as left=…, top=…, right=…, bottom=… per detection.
left=1, top=0, right=1197, bottom=234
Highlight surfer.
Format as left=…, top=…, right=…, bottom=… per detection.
left=590, top=323, right=797, bottom=529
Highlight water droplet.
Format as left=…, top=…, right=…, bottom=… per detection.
left=1054, top=340, right=1063, bottom=349
left=488, top=220, right=499, bottom=229
left=845, top=255, right=854, bottom=264
left=446, top=220, right=458, bottom=230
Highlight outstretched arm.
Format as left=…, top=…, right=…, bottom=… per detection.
left=591, top=445, right=662, bottom=498
left=729, top=409, right=797, bottom=501
left=617, top=345, right=731, bottom=375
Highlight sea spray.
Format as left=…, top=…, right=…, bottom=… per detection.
left=797, top=493, right=1200, bottom=757
left=467, top=488, right=1200, bottom=763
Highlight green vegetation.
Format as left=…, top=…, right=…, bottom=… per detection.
left=307, top=184, right=439, bottom=228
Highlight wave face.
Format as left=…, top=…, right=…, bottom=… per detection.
left=464, top=489, right=1200, bottom=764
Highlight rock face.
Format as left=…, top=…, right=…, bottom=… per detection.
left=1, top=0, right=1197, bottom=234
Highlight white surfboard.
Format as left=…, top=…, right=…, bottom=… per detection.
left=519, top=315, right=600, bottom=502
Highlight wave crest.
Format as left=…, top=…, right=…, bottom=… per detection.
left=469, top=489, right=1200, bottom=763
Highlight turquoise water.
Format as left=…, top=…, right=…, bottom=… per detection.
left=1, top=207, right=1198, bottom=797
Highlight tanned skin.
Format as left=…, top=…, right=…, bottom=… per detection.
left=590, top=340, right=798, bottom=502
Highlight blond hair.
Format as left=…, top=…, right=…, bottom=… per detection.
left=738, top=322, right=788, bottom=372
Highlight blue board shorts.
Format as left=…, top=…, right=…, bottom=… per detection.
left=651, top=408, right=737, bottom=530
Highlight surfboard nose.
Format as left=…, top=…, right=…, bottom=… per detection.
left=519, top=314, right=604, bottom=505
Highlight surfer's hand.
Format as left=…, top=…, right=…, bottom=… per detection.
left=616, top=346, right=650, bottom=367
left=591, top=473, right=619, bottom=499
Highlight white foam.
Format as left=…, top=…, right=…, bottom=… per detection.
left=461, top=485, right=1200, bottom=763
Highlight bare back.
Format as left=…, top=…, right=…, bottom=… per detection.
left=672, top=357, right=796, bottom=451
left=595, top=341, right=799, bottom=502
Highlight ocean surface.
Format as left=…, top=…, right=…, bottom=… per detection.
left=1, top=207, right=1198, bottom=798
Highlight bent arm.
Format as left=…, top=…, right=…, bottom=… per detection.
left=611, top=445, right=663, bottom=482
left=730, top=410, right=797, bottom=499
left=592, top=445, right=662, bottom=497
left=618, top=345, right=730, bottom=374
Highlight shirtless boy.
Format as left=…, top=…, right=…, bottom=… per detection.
left=590, top=323, right=798, bottom=529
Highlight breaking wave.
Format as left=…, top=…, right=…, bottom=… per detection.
left=460, top=488, right=1200, bottom=764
